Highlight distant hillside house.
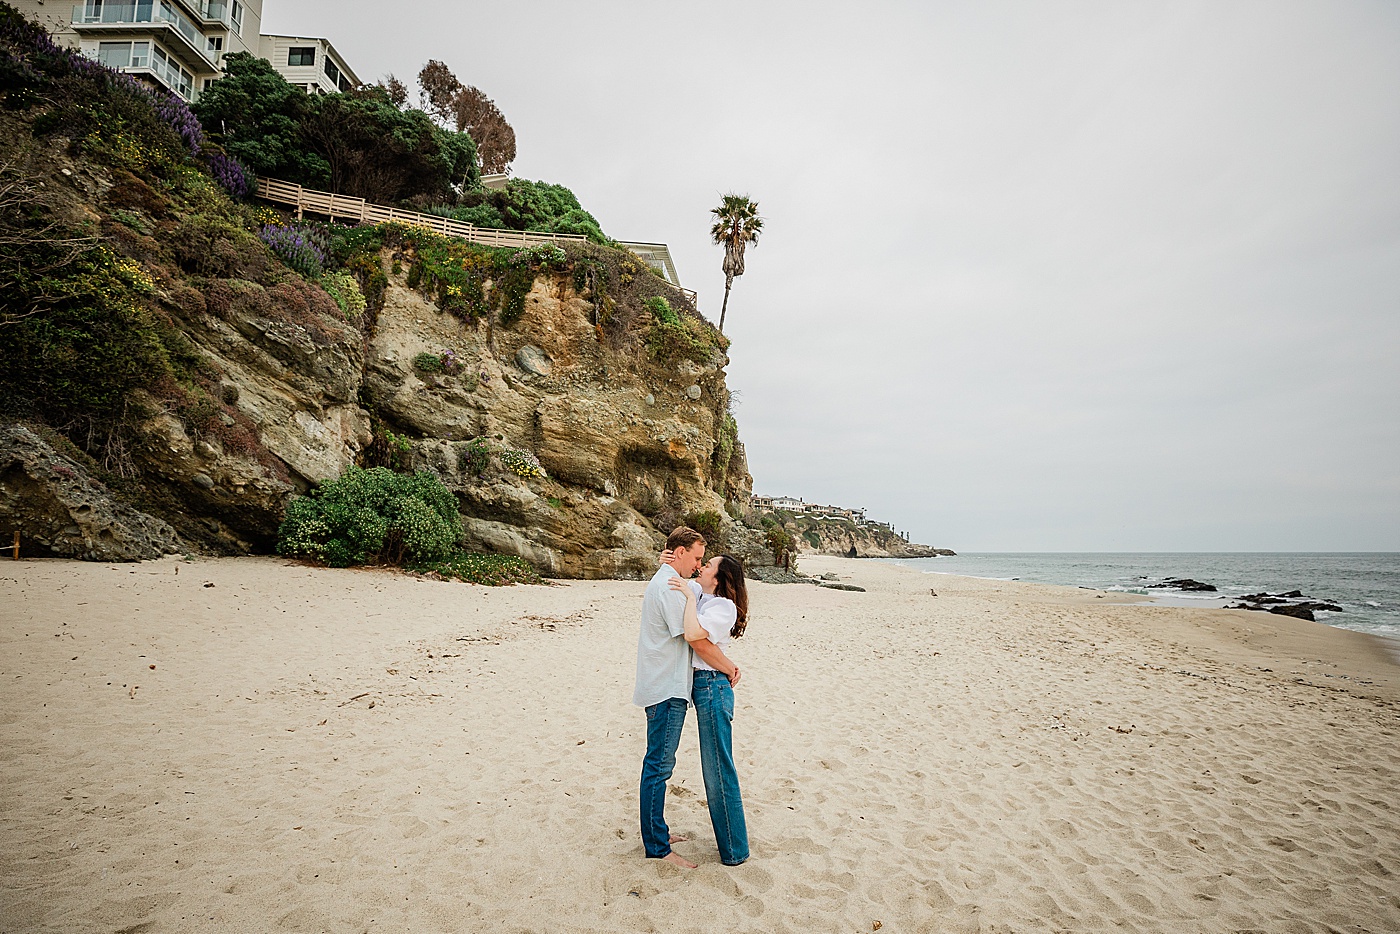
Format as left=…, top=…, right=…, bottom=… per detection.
left=616, top=241, right=682, bottom=289
left=259, top=33, right=358, bottom=94
left=752, top=493, right=868, bottom=524
left=13, top=1, right=359, bottom=101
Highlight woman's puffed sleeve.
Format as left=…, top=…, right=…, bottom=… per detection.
left=696, top=597, right=737, bottom=642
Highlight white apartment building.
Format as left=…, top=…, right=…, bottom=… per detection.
left=13, top=0, right=357, bottom=101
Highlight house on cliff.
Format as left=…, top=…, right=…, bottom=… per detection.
left=751, top=494, right=866, bottom=524
left=12, top=0, right=358, bottom=100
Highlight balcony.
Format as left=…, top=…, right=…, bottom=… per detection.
left=193, top=0, right=242, bottom=35
left=72, top=2, right=218, bottom=73
left=88, top=38, right=198, bottom=99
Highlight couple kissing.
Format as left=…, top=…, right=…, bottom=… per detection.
left=633, top=526, right=751, bottom=868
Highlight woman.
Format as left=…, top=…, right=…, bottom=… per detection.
left=667, top=553, right=751, bottom=866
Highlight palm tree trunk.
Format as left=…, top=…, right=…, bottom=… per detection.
left=719, top=275, right=734, bottom=333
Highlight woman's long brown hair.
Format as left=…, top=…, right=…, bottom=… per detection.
left=714, top=555, right=749, bottom=639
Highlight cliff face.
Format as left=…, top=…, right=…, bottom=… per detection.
left=347, top=255, right=761, bottom=578
left=0, top=108, right=763, bottom=576
left=769, top=511, right=954, bottom=559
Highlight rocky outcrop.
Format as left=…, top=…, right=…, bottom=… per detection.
left=1225, top=591, right=1344, bottom=622
left=358, top=270, right=756, bottom=578
left=0, top=424, right=181, bottom=561
left=3, top=108, right=755, bottom=577
left=775, top=512, right=953, bottom=559
left=41, top=249, right=750, bottom=577
left=1149, top=578, right=1218, bottom=592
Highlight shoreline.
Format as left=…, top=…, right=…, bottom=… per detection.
left=908, top=564, right=1400, bottom=670
left=4, top=554, right=1398, bottom=931
left=872, top=557, right=1400, bottom=689
left=883, top=551, right=1400, bottom=651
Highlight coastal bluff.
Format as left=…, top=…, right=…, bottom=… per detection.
left=0, top=101, right=767, bottom=578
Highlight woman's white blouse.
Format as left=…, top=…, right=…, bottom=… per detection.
left=687, top=580, right=737, bottom=671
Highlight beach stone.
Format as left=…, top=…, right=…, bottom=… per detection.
left=685, top=385, right=702, bottom=400
left=191, top=473, right=215, bottom=490
left=515, top=345, right=553, bottom=376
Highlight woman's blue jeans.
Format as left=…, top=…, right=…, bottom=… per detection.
left=693, top=670, right=750, bottom=865
left=640, top=697, right=688, bottom=858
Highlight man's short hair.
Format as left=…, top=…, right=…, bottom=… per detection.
left=666, top=526, right=707, bottom=552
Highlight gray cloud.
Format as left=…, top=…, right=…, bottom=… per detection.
left=267, top=0, right=1400, bottom=550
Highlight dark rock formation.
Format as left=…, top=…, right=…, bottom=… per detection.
left=1265, top=605, right=1315, bottom=622
left=1152, top=578, right=1218, bottom=592
left=0, top=425, right=181, bottom=561
left=1226, top=589, right=1343, bottom=621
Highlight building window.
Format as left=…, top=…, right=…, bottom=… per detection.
left=207, top=36, right=222, bottom=52
left=338, top=75, right=351, bottom=92
left=150, top=43, right=193, bottom=99
left=288, top=46, right=315, bottom=67
left=95, top=40, right=150, bottom=68
left=83, top=1, right=157, bottom=24
left=323, top=57, right=340, bottom=84
left=96, top=41, right=131, bottom=68
left=230, top=0, right=242, bottom=34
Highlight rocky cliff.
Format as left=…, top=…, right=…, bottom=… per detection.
left=0, top=93, right=765, bottom=577
left=766, top=510, right=954, bottom=559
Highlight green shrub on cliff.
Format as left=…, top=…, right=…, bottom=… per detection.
left=428, top=178, right=608, bottom=244
left=645, top=296, right=725, bottom=364
left=278, top=465, right=460, bottom=567
left=333, top=222, right=558, bottom=328
left=685, top=510, right=728, bottom=557
left=318, top=271, right=366, bottom=320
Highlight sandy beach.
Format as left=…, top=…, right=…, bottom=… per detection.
left=2, top=555, right=1398, bottom=933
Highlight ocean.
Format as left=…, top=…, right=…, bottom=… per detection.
left=888, top=553, right=1400, bottom=643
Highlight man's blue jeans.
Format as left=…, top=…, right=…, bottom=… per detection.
left=693, top=670, right=749, bottom=865
left=640, top=697, right=688, bottom=858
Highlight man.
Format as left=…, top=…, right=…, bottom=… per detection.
left=633, top=526, right=736, bottom=868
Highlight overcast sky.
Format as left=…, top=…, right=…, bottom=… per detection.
left=268, top=1, right=1400, bottom=552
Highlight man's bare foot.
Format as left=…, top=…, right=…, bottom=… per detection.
left=661, top=852, right=697, bottom=869
left=669, top=833, right=688, bottom=843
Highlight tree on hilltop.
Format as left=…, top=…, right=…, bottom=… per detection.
left=379, top=73, right=410, bottom=108
left=194, top=55, right=479, bottom=202
left=710, top=194, right=763, bottom=333
left=417, top=60, right=517, bottom=175
left=192, top=52, right=327, bottom=187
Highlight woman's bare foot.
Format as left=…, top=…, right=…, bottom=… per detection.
left=661, top=851, right=697, bottom=869
left=669, top=833, right=688, bottom=843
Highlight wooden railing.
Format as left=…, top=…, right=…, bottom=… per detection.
left=254, top=178, right=699, bottom=305
left=255, top=178, right=589, bottom=248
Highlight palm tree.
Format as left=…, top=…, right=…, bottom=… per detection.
left=710, top=194, right=763, bottom=333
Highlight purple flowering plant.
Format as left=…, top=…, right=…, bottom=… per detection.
left=259, top=224, right=328, bottom=279
left=207, top=152, right=252, bottom=199
left=0, top=9, right=202, bottom=156
left=151, top=92, right=202, bottom=155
